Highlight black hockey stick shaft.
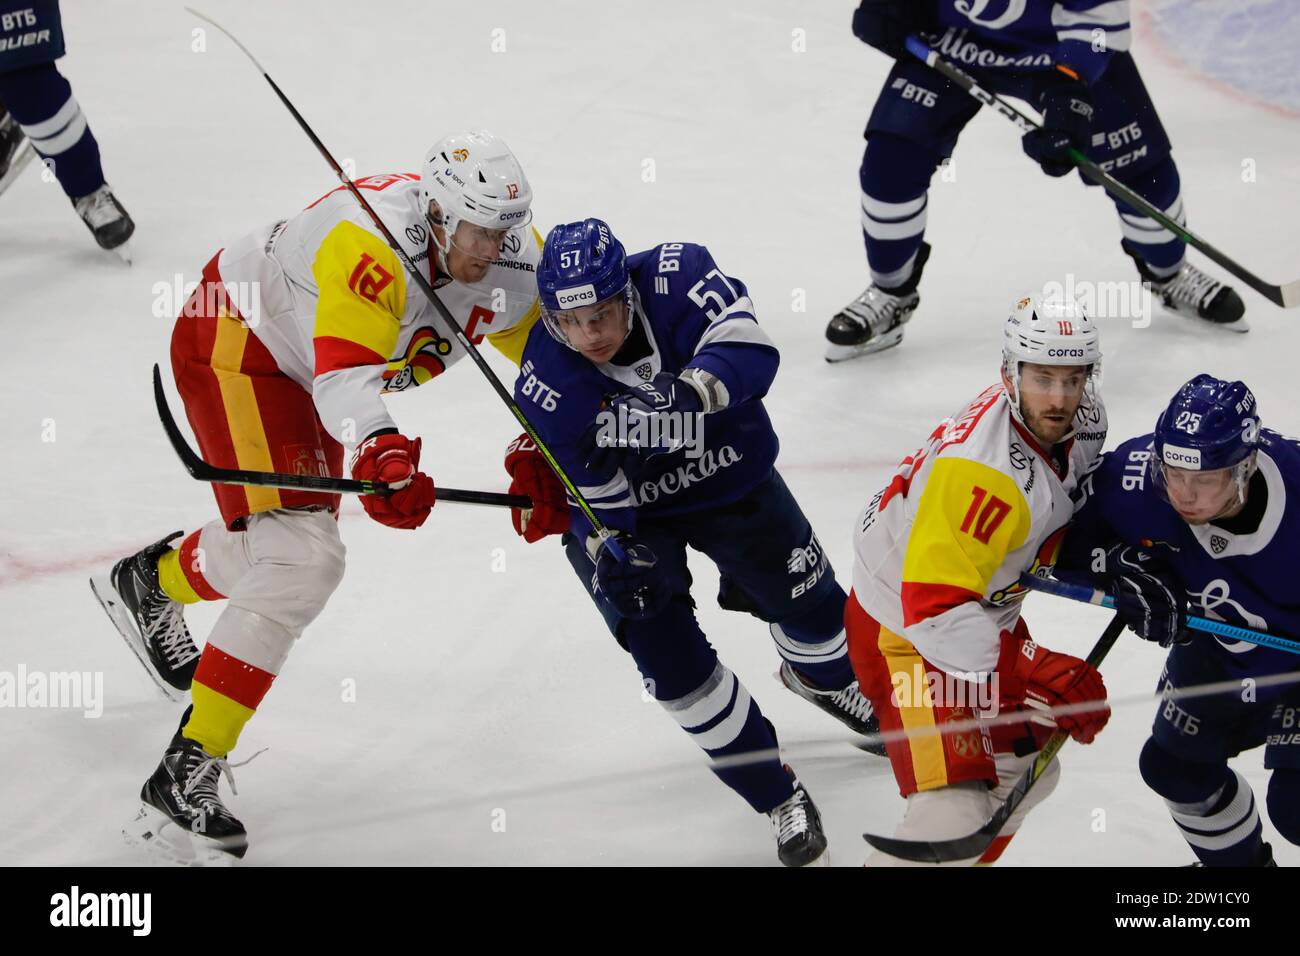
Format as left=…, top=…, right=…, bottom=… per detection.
left=184, top=8, right=625, bottom=557
left=905, top=36, right=1300, bottom=309
left=153, top=364, right=530, bottom=508
left=862, top=612, right=1125, bottom=864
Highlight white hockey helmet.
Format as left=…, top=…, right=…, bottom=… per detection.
left=1002, top=293, right=1102, bottom=434
left=420, top=130, right=533, bottom=256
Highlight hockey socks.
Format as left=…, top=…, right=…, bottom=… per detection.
left=659, top=661, right=793, bottom=813
left=0, top=63, right=105, bottom=200
left=156, top=530, right=225, bottom=605
left=184, top=646, right=276, bottom=758
left=1141, top=740, right=1265, bottom=866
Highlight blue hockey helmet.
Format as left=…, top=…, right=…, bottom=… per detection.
left=1152, top=373, right=1261, bottom=503
left=537, top=219, right=632, bottom=349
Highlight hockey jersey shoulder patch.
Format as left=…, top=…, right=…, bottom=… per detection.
left=901, top=455, right=1033, bottom=626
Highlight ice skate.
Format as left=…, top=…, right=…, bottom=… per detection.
left=73, top=183, right=135, bottom=262
left=769, top=767, right=829, bottom=867
left=1137, top=256, right=1247, bottom=332
left=0, top=105, right=36, bottom=198
left=778, top=661, right=886, bottom=756
left=825, top=242, right=930, bottom=361
left=125, top=709, right=247, bottom=865
left=90, top=531, right=200, bottom=700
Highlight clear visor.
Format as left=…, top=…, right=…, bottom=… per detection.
left=1015, top=362, right=1096, bottom=406
left=1005, top=359, right=1101, bottom=444
left=542, top=285, right=632, bottom=352
left=1153, top=453, right=1255, bottom=521
left=448, top=218, right=531, bottom=264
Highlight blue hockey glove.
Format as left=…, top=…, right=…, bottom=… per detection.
left=580, top=372, right=704, bottom=474
left=1106, top=544, right=1191, bottom=648
left=1022, top=70, right=1095, bottom=177
left=851, top=0, right=936, bottom=59
left=589, top=533, right=670, bottom=621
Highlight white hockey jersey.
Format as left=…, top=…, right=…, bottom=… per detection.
left=852, top=384, right=1107, bottom=677
left=214, top=173, right=542, bottom=444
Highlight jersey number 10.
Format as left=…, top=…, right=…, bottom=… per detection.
left=960, top=486, right=1011, bottom=545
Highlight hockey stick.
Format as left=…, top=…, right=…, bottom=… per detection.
left=905, top=35, right=1300, bottom=309
left=153, top=364, right=530, bottom=508
left=184, top=8, right=625, bottom=558
left=1018, top=572, right=1300, bottom=655
left=862, top=613, right=1124, bottom=864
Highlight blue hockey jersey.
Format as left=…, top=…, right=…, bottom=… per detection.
left=1058, top=430, right=1300, bottom=676
left=928, top=0, right=1132, bottom=84
left=515, top=242, right=781, bottom=537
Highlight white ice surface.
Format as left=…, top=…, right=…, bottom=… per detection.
left=1, top=0, right=1298, bottom=866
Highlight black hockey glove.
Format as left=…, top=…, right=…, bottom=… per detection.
left=1106, top=544, right=1191, bottom=648
left=1022, top=70, right=1095, bottom=177
left=851, top=0, right=936, bottom=59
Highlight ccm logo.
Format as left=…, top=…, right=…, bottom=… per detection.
left=1047, top=347, right=1085, bottom=357
left=556, top=285, right=596, bottom=307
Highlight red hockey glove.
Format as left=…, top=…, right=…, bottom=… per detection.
left=996, top=632, right=1109, bottom=744
left=351, top=432, right=436, bottom=530
left=504, top=432, right=569, bottom=542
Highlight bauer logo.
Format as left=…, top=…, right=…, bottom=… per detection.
left=1162, top=444, right=1202, bottom=468
left=556, top=284, right=597, bottom=308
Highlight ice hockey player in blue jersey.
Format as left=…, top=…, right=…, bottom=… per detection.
left=1057, top=374, right=1300, bottom=866
left=826, top=0, right=1245, bottom=362
left=509, top=218, right=882, bottom=866
left=0, top=0, right=134, bottom=256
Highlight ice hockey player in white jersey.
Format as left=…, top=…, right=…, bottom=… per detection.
left=845, top=293, right=1111, bottom=865
left=89, top=130, right=541, bottom=864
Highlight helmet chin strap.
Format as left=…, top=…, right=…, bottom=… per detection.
left=425, top=205, right=458, bottom=279
left=1216, top=453, right=1259, bottom=519
left=624, top=283, right=642, bottom=340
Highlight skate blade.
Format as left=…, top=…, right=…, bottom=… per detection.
left=786, top=845, right=831, bottom=868
left=824, top=329, right=905, bottom=363
left=0, top=139, right=37, bottom=198
left=89, top=575, right=186, bottom=703
left=1214, top=315, right=1249, bottom=333
left=123, top=804, right=243, bottom=867
left=1161, top=303, right=1250, bottom=333
left=109, top=241, right=133, bottom=266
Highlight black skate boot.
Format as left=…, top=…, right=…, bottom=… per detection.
left=73, top=183, right=135, bottom=260
left=90, top=531, right=200, bottom=699
left=0, top=103, right=36, bottom=197
left=825, top=241, right=931, bottom=362
left=126, top=707, right=248, bottom=865
left=778, top=661, right=886, bottom=757
left=768, top=767, right=829, bottom=867
left=1185, top=841, right=1276, bottom=868
left=1130, top=251, right=1247, bottom=331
